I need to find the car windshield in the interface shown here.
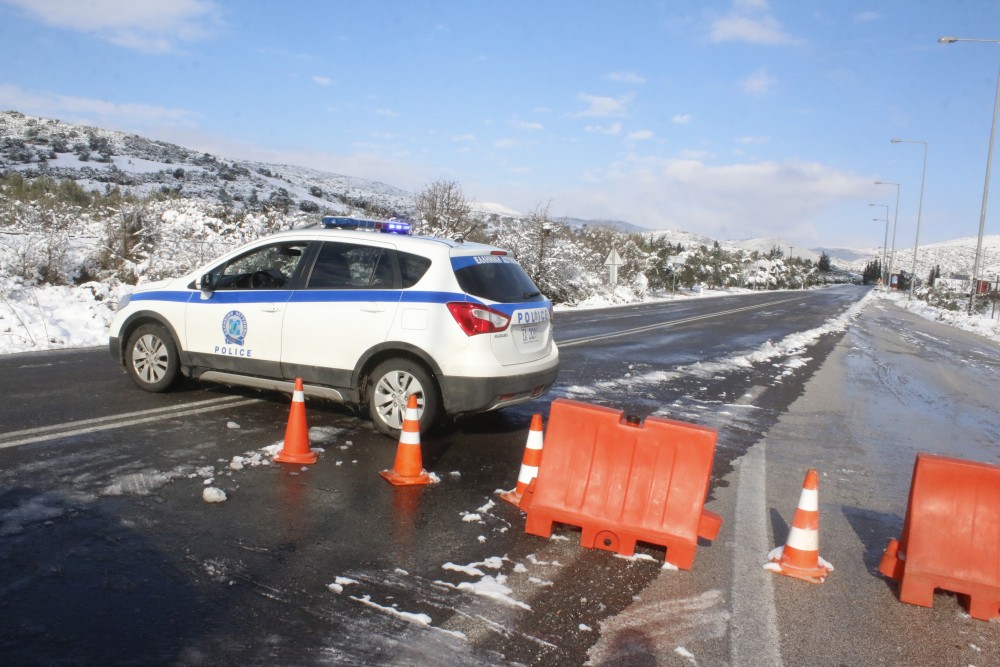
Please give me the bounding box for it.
[453,256,546,303]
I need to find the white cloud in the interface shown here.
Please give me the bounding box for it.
[854,11,881,23]
[672,114,693,125]
[741,68,777,94]
[605,71,646,84]
[0,84,199,128]
[709,1,799,46]
[494,138,516,149]
[736,135,770,144]
[1,0,222,53]
[510,119,543,130]
[585,122,623,135]
[711,15,797,45]
[677,149,712,160]
[627,129,654,141]
[311,76,332,86]
[572,93,631,118]
[555,156,873,243]
[452,134,477,143]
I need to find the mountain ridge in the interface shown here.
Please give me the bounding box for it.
[2,110,998,281]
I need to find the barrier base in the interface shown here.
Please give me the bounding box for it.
[881,540,1000,620]
[523,486,721,570]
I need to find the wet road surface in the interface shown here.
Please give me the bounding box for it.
[7,286,996,665]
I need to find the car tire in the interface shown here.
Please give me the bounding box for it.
[367,358,440,437]
[125,323,179,393]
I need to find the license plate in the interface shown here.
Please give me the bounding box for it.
[521,325,539,343]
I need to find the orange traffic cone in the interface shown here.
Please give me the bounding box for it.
[500,413,545,507]
[764,468,834,584]
[274,378,318,464]
[380,395,437,486]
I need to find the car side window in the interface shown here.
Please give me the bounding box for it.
[307,242,393,289]
[398,251,431,288]
[213,242,306,290]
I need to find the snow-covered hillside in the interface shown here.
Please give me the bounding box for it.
[3,110,997,281]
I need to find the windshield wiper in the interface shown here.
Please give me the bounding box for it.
[523,291,541,298]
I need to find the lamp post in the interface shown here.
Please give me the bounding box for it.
[875,181,901,289]
[891,139,928,300]
[939,36,1000,314]
[869,203,890,288]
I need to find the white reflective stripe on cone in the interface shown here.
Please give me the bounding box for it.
[785,526,819,552]
[516,464,539,484]
[797,488,818,512]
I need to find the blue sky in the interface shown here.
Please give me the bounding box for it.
[1,1,1000,250]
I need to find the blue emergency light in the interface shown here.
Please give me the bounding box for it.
[321,216,411,235]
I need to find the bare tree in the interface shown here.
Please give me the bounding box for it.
[415,179,472,238]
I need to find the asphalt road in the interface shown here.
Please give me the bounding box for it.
[6,286,995,666]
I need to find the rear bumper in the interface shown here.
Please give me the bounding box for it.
[438,363,559,416]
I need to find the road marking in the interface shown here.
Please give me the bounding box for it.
[557,296,807,348]
[0,395,262,450]
[730,385,782,666]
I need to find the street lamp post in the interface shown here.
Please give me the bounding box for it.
[891,139,928,300]
[939,36,1000,314]
[875,181,901,288]
[869,203,890,287]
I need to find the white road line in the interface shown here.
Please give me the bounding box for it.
[730,385,782,667]
[0,396,262,450]
[558,296,806,348]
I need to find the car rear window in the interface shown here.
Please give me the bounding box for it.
[453,256,546,303]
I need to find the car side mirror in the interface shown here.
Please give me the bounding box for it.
[198,273,217,292]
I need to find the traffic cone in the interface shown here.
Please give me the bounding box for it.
[380,395,437,486]
[500,413,545,507]
[274,378,318,464]
[763,468,834,584]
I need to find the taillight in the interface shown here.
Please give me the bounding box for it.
[447,302,510,336]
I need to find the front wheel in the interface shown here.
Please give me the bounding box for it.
[366,358,441,437]
[125,323,179,392]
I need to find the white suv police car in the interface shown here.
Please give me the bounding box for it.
[108,217,559,436]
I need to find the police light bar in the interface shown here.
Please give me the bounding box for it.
[321,216,411,235]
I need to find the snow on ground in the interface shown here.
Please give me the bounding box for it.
[1,282,997,358]
[8,278,998,657]
[881,289,1000,342]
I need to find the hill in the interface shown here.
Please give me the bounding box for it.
[2,110,997,282]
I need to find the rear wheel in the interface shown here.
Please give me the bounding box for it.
[125,324,179,392]
[366,358,440,437]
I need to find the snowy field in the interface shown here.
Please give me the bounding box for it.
[1,280,997,360]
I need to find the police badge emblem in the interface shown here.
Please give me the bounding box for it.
[222,310,248,346]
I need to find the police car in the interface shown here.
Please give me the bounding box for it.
[108,216,559,436]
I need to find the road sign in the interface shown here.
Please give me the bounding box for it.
[605,248,623,289]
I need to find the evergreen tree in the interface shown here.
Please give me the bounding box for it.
[818,252,832,272]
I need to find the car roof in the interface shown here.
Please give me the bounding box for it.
[263,226,507,257]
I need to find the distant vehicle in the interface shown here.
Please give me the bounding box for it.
[108,217,559,436]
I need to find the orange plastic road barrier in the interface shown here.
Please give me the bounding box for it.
[764,468,834,584]
[879,453,1000,620]
[274,378,318,464]
[380,395,437,486]
[499,413,545,507]
[519,398,722,569]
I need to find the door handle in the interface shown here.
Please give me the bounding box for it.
[361,302,385,313]
[260,305,282,313]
